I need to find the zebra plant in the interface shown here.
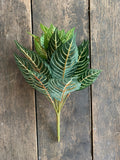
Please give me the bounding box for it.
[14,24,101,142]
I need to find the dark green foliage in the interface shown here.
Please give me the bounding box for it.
[78,69,101,90]
[14,24,101,142]
[50,34,78,79]
[47,28,62,61]
[14,24,101,103]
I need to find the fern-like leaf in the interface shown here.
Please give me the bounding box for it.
[65,27,75,42]
[40,23,49,34]
[47,29,62,61]
[50,34,78,79]
[58,29,66,42]
[67,40,89,78]
[15,40,51,77]
[27,32,47,59]
[78,40,89,62]
[41,24,56,49]
[48,78,81,101]
[14,54,54,104]
[14,54,47,92]
[78,69,101,90]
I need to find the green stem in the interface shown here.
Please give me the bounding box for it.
[54,96,70,142]
[56,112,60,142]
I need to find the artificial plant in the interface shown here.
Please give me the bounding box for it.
[14,24,101,142]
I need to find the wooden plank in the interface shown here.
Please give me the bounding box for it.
[32,0,92,159]
[91,0,120,159]
[0,0,37,160]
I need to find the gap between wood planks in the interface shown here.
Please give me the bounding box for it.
[30,0,40,159]
[88,0,94,159]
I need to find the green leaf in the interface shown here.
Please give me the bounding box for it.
[78,69,101,90]
[34,37,47,59]
[15,40,51,77]
[74,60,89,76]
[67,40,89,78]
[40,23,49,34]
[58,27,75,43]
[75,40,89,76]
[48,78,81,101]
[68,59,89,78]
[47,29,62,60]
[58,29,66,42]
[43,24,56,49]
[40,34,44,47]
[14,54,48,94]
[65,27,75,42]
[78,40,89,62]
[27,32,47,59]
[14,54,54,104]
[50,34,78,79]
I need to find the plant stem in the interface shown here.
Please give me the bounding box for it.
[54,96,69,142]
[56,112,60,142]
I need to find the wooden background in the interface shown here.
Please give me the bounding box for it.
[0,0,120,160]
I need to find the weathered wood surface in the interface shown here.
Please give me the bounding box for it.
[32,0,92,159]
[0,0,37,160]
[1,0,119,159]
[91,0,120,159]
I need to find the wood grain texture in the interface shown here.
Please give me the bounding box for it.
[32,0,92,159]
[0,0,37,159]
[91,0,120,159]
